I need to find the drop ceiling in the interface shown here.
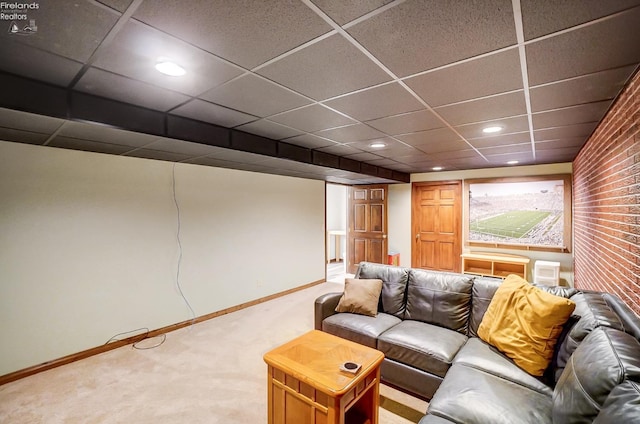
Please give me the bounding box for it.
[0,0,638,184]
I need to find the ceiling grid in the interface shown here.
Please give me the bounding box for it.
[0,0,638,183]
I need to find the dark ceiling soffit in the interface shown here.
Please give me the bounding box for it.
[72,92,166,137]
[0,72,67,119]
[0,72,410,183]
[278,142,312,163]
[167,115,230,148]
[231,130,277,156]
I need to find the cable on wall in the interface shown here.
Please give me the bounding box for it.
[103,163,196,351]
[172,162,196,325]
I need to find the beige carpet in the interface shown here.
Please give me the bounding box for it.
[0,281,427,423]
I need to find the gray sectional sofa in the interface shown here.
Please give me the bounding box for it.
[314,261,640,423]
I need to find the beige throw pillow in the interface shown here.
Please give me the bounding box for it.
[335,278,383,317]
[478,274,576,376]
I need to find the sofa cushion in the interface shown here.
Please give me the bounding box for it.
[553,292,626,382]
[427,364,553,424]
[593,379,640,423]
[377,320,467,378]
[468,276,502,337]
[405,269,474,333]
[453,337,552,396]
[553,327,640,423]
[335,278,383,317]
[419,415,455,424]
[478,274,575,376]
[381,359,444,400]
[355,262,409,318]
[321,312,401,348]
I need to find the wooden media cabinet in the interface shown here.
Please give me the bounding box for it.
[461,252,530,279]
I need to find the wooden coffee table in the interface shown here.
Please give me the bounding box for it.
[264,330,384,424]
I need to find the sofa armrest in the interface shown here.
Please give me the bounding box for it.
[314,292,343,330]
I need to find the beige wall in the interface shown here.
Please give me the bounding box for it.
[388,183,411,266]
[388,163,574,283]
[0,139,576,376]
[0,141,325,376]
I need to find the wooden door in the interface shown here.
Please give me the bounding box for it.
[347,185,388,274]
[412,181,462,272]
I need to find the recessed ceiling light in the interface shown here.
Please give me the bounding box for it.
[432,166,443,171]
[507,160,519,165]
[155,59,186,77]
[482,126,503,134]
[369,142,387,148]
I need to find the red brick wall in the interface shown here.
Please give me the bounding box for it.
[573,69,640,314]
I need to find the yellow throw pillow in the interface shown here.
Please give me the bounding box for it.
[477,274,576,376]
[335,278,383,317]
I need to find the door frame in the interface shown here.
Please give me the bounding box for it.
[325,182,349,279]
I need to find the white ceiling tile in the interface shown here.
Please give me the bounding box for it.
[76,68,191,112]
[201,74,312,117]
[171,99,258,128]
[133,0,332,69]
[257,34,391,100]
[347,0,517,77]
[92,20,243,96]
[269,105,356,133]
[324,83,423,121]
[527,8,640,86]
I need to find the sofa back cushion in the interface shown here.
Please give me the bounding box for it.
[468,277,502,337]
[553,327,640,423]
[552,292,625,383]
[355,262,409,318]
[404,269,473,333]
[603,292,640,339]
